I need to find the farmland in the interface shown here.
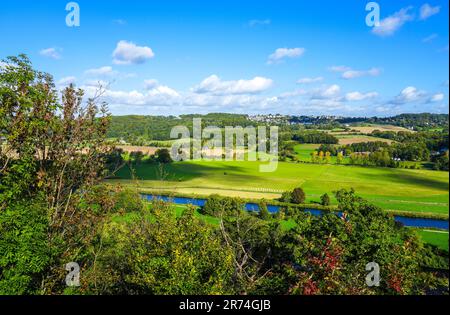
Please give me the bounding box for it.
[108,159,449,217]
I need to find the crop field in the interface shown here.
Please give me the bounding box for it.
[347,125,412,133]
[108,159,449,217]
[335,135,395,145]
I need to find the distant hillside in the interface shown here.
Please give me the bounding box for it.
[107,113,449,144]
[107,113,253,143]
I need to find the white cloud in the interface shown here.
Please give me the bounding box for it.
[192,75,273,95]
[392,86,426,104]
[342,68,381,79]
[329,65,351,72]
[39,47,62,59]
[144,79,159,90]
[112,40,155,65]
[57,76,76,86]
[422,33,438,43]
[297,77,323,84]
[85,66,117,77]
[345,91,378,101]
[430,93,444,102]
[309,84,341,100]
[372,7,414,37]
[248,19,271,27]
[419,3,440,20]
[330,65,381,79]
[267,47,305,64]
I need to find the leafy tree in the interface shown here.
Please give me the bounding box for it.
[155,148,173,164]
[0,55,111,294]
[291,187,306,204]
[320,193,330,206]
[86,202,234,294]
[258,201,270,220]
[280,191,292,203]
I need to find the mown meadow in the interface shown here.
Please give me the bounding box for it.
[109,159,449,217]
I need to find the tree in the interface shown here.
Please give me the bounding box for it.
[87,202,234,294]
[320,193,330,206]
[325,151,331,164]
[0,55,112,294]
[129,151,144,165]
[155,148,173,164]
[291,187,306,204]
[258,201,270,220]
[318,151,324,163]
[311,151,318,163]
[280,191,292,203]
[336,151,344,164]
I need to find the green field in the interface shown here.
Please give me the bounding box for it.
[416,229,449,251]
[108,159,449,217]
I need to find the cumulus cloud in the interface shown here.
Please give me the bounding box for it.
[419,3,440,20]
[429,93,444,102]
[39,47,62,59]
[392,86,427,104]
[345,91,378,101]
[342,68,381,79]
[267,47,305,64]
[297,77,323,84]
[192,75,273,95]
[144,79,159,90]
[328,65,351,72]
[330,65,381,79]
[85,66,117,77]
[372,7,414,37]
[112,40,155,65]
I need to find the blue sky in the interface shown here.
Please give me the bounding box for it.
[0,0,448,116]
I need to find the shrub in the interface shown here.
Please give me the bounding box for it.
[113,188,144,213]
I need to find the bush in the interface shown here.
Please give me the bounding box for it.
[203,195,245,217]
[113,188,144,213]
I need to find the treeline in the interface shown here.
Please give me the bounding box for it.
[108,114,254,143]
[366,113,449,131]
[314,128,449,170]
[292,131,339,144]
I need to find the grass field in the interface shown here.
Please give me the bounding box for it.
[108,159,449,217]
[416,229,449,251]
